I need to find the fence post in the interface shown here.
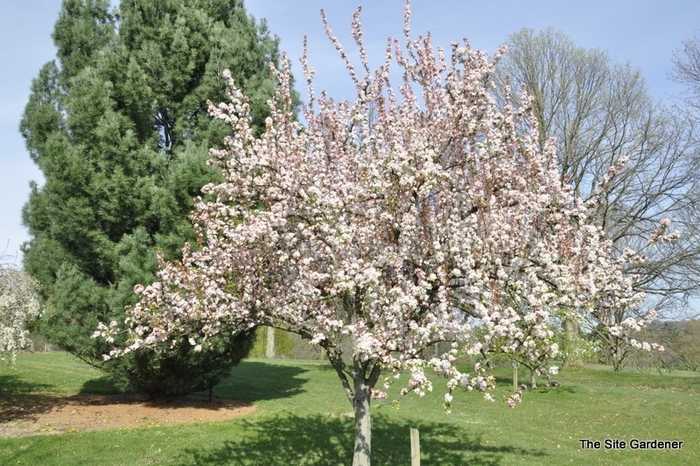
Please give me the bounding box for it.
[410,427,420,466]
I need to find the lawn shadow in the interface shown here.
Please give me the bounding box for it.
[79,376,123,395]
[536,384,577,395]
[0,374,55,394]
[0,393,67,423]
[175,412,546,465]
[0,374,60,422]
[206,360,310,403]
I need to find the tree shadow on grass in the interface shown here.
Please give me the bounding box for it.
[0,374,55,394]
[0,374,61,422]
[206,361,310,403]
[535,385,577,395]
[0,373,60,420]
[175,413,546,466]
[0,393,66,423]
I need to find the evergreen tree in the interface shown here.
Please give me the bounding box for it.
[20,0,290,396]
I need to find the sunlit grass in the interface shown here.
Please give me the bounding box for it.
[0,352,698,465]
[0,352,119,394]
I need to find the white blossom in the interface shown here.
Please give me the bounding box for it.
[0,264,42,363]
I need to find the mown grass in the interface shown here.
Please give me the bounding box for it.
[0,352,698,465]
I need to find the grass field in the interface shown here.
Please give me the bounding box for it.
[0,352,698,465]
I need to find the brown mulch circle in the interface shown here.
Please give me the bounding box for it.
[0,392,255,439]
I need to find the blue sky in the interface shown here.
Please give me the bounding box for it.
[2,0,699,263]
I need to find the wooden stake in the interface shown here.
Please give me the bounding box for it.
[410,427,420,466]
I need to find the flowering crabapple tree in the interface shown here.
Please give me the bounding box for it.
[578,216,673,371]
[486,215,672,381]
[98,3,653,464]
[0,255,42,364]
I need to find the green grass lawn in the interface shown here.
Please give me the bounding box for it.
[1,352,698,465]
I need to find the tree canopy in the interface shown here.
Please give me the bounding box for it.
[98,4,656,464]
[20,0,290,395]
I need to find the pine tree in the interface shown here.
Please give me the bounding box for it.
[20,0,291,396]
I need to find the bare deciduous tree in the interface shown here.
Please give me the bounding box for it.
[672,33,700,115]
[497,28,700,370]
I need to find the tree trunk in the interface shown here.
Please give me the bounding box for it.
[612,350,624,372]
[352,376,372,466]
[530,368,537,389]
[324,340,380,466]
[610,341,625,372]
[265,326,275,358]
[562,316,580,367]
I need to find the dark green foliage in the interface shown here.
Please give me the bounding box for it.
[119,331,256,398]
[21,0,293,396]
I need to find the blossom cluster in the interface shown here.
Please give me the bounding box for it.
[0,265,42,363]
[97,0,651,409]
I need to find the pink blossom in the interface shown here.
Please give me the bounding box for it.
[93,4,655,463]
[507,392,522,408]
